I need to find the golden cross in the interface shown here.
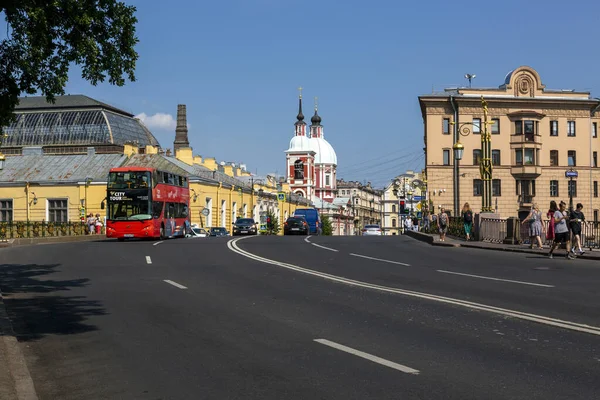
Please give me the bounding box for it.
[298,86,303,98]
[314,96,318,111]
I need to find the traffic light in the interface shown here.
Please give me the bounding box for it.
[400,200,406,214]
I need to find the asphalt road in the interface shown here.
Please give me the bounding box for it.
[0,235,599,400]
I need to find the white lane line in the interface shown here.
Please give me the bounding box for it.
[163,280,188,289]
[153,241,163,246]
[146,256,152,264]
[437,270,555,288]
[304,236,312,243]
[312,243,339,252]
[314,339,420,375]
[227,237,600,337]
[350,253,410,267]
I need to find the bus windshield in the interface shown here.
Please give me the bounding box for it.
[108,171,151,189]
[107,190,152,220]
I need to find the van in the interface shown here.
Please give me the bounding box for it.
[293,208,321,235]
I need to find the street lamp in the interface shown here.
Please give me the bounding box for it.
[0,153,5,170]
[453,141,464,161]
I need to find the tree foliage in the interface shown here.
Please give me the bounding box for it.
[321,215,333,236]
[265,210,280,235]
[0,0,139,130]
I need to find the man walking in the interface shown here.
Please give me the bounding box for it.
[548,201,575,260]
[569,203,585,255]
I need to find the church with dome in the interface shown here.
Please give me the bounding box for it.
[285,92,338,204]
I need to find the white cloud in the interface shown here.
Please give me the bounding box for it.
[135,112,176,130]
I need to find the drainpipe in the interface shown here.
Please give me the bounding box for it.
[449,95,459,217]
[591,100,600,218]
[25,181,30,222]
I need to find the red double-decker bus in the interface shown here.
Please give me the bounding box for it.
[105,167,191,241]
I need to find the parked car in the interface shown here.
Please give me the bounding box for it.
[186,226,209,238]
[293,208,321,235]
[284,216,309,235]
[209,227,230,237]
[362,224,382,236]
[232,218,258,236]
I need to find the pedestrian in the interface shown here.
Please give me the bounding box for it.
[438,207,448,242]
[569,203,585,255]
[423,211,430,232]
[548,201,575,260]
[522,203,543,249]
[95,213,103,235]
[86,213,96,234]
[546,201,557,243]
[462,202,473,241]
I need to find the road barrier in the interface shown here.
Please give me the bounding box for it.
[0,221,105,240]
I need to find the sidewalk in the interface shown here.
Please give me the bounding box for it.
[405,230,600,261]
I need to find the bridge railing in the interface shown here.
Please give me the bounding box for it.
[0,221,104,240]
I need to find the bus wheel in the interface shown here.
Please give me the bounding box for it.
[160,224,166,240]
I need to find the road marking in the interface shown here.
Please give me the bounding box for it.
[436,270,555,288]
[350,253,410,266]
[153,241,163,246]
[227,237,600,337]
[163,280,187,289]
[312,243,339,252]
[146,256,152,264]
[304,236,312,243]
[314,339,420,375]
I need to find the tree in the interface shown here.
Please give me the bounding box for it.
[265,210,280,235]
[321,215,333,236]
[0,1,139,130]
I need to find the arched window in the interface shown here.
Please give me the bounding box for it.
[295,191,304,197]
[392,219,396,227]
[294,160,304,179]
[392,204,396,213]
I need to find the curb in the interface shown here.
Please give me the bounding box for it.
[0,291,39,400]
[459,243,600,260]
[0,235,110,248]
[404,230,460,247]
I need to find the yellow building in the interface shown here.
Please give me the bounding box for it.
[419,66,600,220]
[0,96,310,237]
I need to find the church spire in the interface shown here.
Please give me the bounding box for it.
[174,104,190,151]
[294,87,306,136]
[310,96,323,138]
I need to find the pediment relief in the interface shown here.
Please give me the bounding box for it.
[503,66,545,98]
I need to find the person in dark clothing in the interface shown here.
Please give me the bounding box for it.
[569,203,585,255]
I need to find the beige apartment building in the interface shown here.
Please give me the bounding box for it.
[419,66,600,221]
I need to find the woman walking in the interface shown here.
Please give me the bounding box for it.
[462,202,473,241]
[522,203,543,249]
[546,201,557,244]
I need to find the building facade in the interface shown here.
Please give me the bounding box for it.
[419,66,600,220]
[337,180,382,233]
[380,171,424,235]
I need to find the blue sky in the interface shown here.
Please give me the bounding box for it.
[52,0,600,187]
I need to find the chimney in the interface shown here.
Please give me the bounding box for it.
[174,104,190,151]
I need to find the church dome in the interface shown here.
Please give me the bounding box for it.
[288,135,312,152]
[310,137,337,165]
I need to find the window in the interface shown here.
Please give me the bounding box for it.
[515,121,523,135]
[568,150,576,166]
[550,150,559,166]
[443,149,450,165]
[568,180,577,197]
[594,122,598,138]
[595,210,599,222]
[48,199,68,222]
[491,118,500,134]
[0,200,13,222]
[524,148,534,165]
[550,180,559,197]
[442,118,450,135]
[473,118,481,134]
[392,219,396,228]
[492,150,501,166]
[567,121,576,137]
[473,149,482,165]
[392,204,396,213]
[492,179,501,196]
[294,160,304,179]
[515,149,523,165]
[595,181,598,198]
[473,179,483,196]
[550,120,558,136]
[594,151,598,168]
[325,174,330,186]
[524,120,535,135]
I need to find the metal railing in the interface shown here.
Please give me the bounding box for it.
[0,221,104,240]
[479,218,508,243]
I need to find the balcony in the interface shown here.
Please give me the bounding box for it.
[510,134,542,147]
[518,194,535,208]
[511,164,542,177]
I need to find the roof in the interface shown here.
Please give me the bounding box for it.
[121,154,193,178]
[0,153,127,183]
[16,95,133,117]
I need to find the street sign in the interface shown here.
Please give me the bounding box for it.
[201,208,210,217]
[277,192,286,201]
[565,170,578,178]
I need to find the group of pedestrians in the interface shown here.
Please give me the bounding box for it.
[522,200,585,260]
[86,213,104,234]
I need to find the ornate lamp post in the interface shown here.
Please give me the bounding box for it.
[451,96,493,214]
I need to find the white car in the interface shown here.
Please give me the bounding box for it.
[187,227,209,238]
[362,224,382,236]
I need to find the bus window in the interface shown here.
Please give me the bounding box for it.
[153,202,164,218]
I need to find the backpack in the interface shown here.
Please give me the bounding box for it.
[464,211,472,223]
[440,213,448,226]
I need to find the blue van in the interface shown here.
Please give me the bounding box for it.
[293,208,321,235]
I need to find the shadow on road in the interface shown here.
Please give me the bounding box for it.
[0,263,106,341]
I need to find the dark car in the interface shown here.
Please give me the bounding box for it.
[232,218,258,236]
[209,227,230,237]
[284,216,309,235]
